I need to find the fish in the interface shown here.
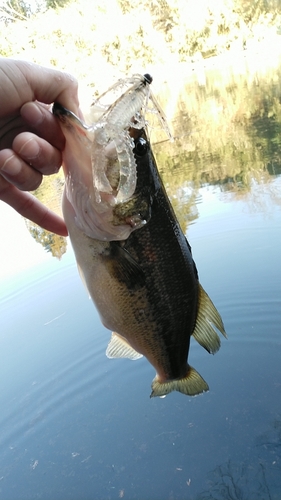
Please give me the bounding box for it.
[53,74,227,398]
[53,74,156,242]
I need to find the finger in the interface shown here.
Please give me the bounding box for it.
[20,61,80,112]
[0,115,27,150]
[21,101,66,150]
[0,61,79,118]
[0,148,42,191]
[13,132,62,176]
[0,177,68,236]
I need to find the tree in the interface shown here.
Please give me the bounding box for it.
[45,0,71,9]
[0,0,31,23]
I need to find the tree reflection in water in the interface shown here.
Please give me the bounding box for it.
[197,416,281,500]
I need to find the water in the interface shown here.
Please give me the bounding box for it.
[1,52,281,499]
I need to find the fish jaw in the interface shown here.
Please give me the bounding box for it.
[53,74,157,242]
[53,103,142,241]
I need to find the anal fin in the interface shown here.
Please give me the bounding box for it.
[106,332,143,360]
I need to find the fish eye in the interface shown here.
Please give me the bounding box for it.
[134,137,148,157]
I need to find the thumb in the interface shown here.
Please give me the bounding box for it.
[17,60,80,113]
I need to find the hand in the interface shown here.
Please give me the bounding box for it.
[0,58,79,236]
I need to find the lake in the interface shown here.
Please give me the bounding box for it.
[0,49,281,499]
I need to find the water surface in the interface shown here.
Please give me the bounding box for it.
[0,52,281,500]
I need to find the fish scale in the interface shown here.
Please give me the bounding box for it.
[115,133,199,385]
[53,76,227,398]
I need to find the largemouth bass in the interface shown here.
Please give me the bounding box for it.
[53,75,226,398]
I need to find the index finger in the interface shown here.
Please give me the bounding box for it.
[0,176,68,236]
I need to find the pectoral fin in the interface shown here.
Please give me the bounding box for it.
[192,283,227,354]
[106,332,143,360]
[104,242,146,289]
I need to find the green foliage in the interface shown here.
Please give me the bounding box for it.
[148,0,178,34]
[0,0,31,23]
[117,0,132,14]
[9,0,31,15]
[1,0,281,72]
[25,173,68,257]
[1,0,281,245]
[234,0,281,25]
[152,59,281,218]
[45,0,70,8]
[27,224,67,258]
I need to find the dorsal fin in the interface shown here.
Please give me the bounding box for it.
[192,283,227,354]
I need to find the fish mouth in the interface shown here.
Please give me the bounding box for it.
[52,74,160,241]
[53,102,143,139]
[52,102,143,139]
[52,100,150,241]
[53,103,90,134]
[53,102,73,120]
[52,101,142,205]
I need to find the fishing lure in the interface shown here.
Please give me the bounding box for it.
[53,74,172,240]
[87,74,171,204]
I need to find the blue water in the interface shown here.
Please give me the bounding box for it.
[1,60,281,499]
[1,180,280,500]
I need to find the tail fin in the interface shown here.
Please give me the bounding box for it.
[192,283,227,354]
[150,365,209,398]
